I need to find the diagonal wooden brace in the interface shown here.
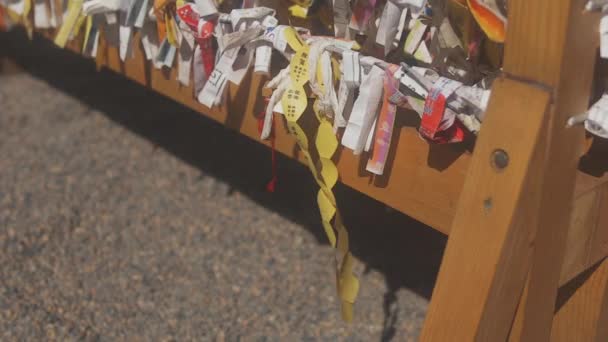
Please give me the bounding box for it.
[422,1,600,340]
[420,77,552,341]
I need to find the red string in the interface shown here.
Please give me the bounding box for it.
[257,98,278,193]
[0,7,6,32]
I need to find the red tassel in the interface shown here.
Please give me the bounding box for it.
[266,118,278,193]
[258,98,278,193]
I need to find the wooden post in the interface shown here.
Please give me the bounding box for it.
[421,0,599,340]
[503,0,599,340]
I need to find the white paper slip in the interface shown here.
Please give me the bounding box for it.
[342,65,385,155]
[194,0,218,18]
[393,0,425,11]
[34,0,51,28]
[394,66,428,98]
[404,19,427,55]
[198,69,229,108]
[125,0,145,27]
[178,32,196,86]
[47,0,56,27]
[601,15,608,58]
[586,0,608,11]
[261,78,289,139]
[332,0,351,38]
[342,51,361,88]
[119,24,133,61]
[414,41,432,63]
[376,1,403,55]
[254,44,272,74]
[365,117,377,152]
[141,20,159,61]
[585,94,608,138]
[197,45,241,107]
[155,38,177,68]
[105,12,118,24]
[229,7,274,29]
[8,0,25,15]
[193,45,209,95]
[439,17,462,49]
[83,16,101,57]
[83,0,123,15]
[230,48,254,85]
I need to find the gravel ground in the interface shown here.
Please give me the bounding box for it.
[0,30,446,341]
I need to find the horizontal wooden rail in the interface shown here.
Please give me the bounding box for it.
[32,27,607,233]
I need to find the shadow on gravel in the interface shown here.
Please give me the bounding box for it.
[1,29,447,339]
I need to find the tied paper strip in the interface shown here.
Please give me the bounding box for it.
[332,0,351,38]
[141,19,164,69]
[198,46,240,108]
[178,26,196,86]
[420,77,466,143]
[176,5,216,77]
[33,0,51,28]
[198,21,266,108]
[376,0,424,55]
[82,15,101,57]
[349,0,378,33]
[54,0,83,48]
[198,20,217,79]
[588,1,608,58]
[342,50,360,88]
[334,51,361,131]
[194,0,218,17]
[342,64,385,155]
[602,13,608,58]
[48,0,58,28]
[585,94,608,138]
[376,2,406,56]
[229,6,274,30]
[155,38,177,68]
[403,18,427,55]
[82,0,123,14]
[255,44,272,74]
[366,65,400,175]
[261,69,290,140]
[118,0,150,61]
[193,45,208,95]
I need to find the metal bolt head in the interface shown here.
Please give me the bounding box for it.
[492,149,509,171]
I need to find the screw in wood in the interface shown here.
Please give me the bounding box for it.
[491,149,509,171]
[483,197,493,213]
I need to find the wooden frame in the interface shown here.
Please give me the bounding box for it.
[4,0,607,339]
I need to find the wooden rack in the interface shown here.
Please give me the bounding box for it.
[9,0,608,339]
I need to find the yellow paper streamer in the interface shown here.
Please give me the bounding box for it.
[54,0,83,48]
[165,11,179,47]
[23,0,32,37]
[82,15,93,53]
[280,29,360,322]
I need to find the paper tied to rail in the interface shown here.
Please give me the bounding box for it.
[420,76,466,143]
[584,1,608,58]
[376,0,425,56]
[197,9,276,108]
[584,94,608,139]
